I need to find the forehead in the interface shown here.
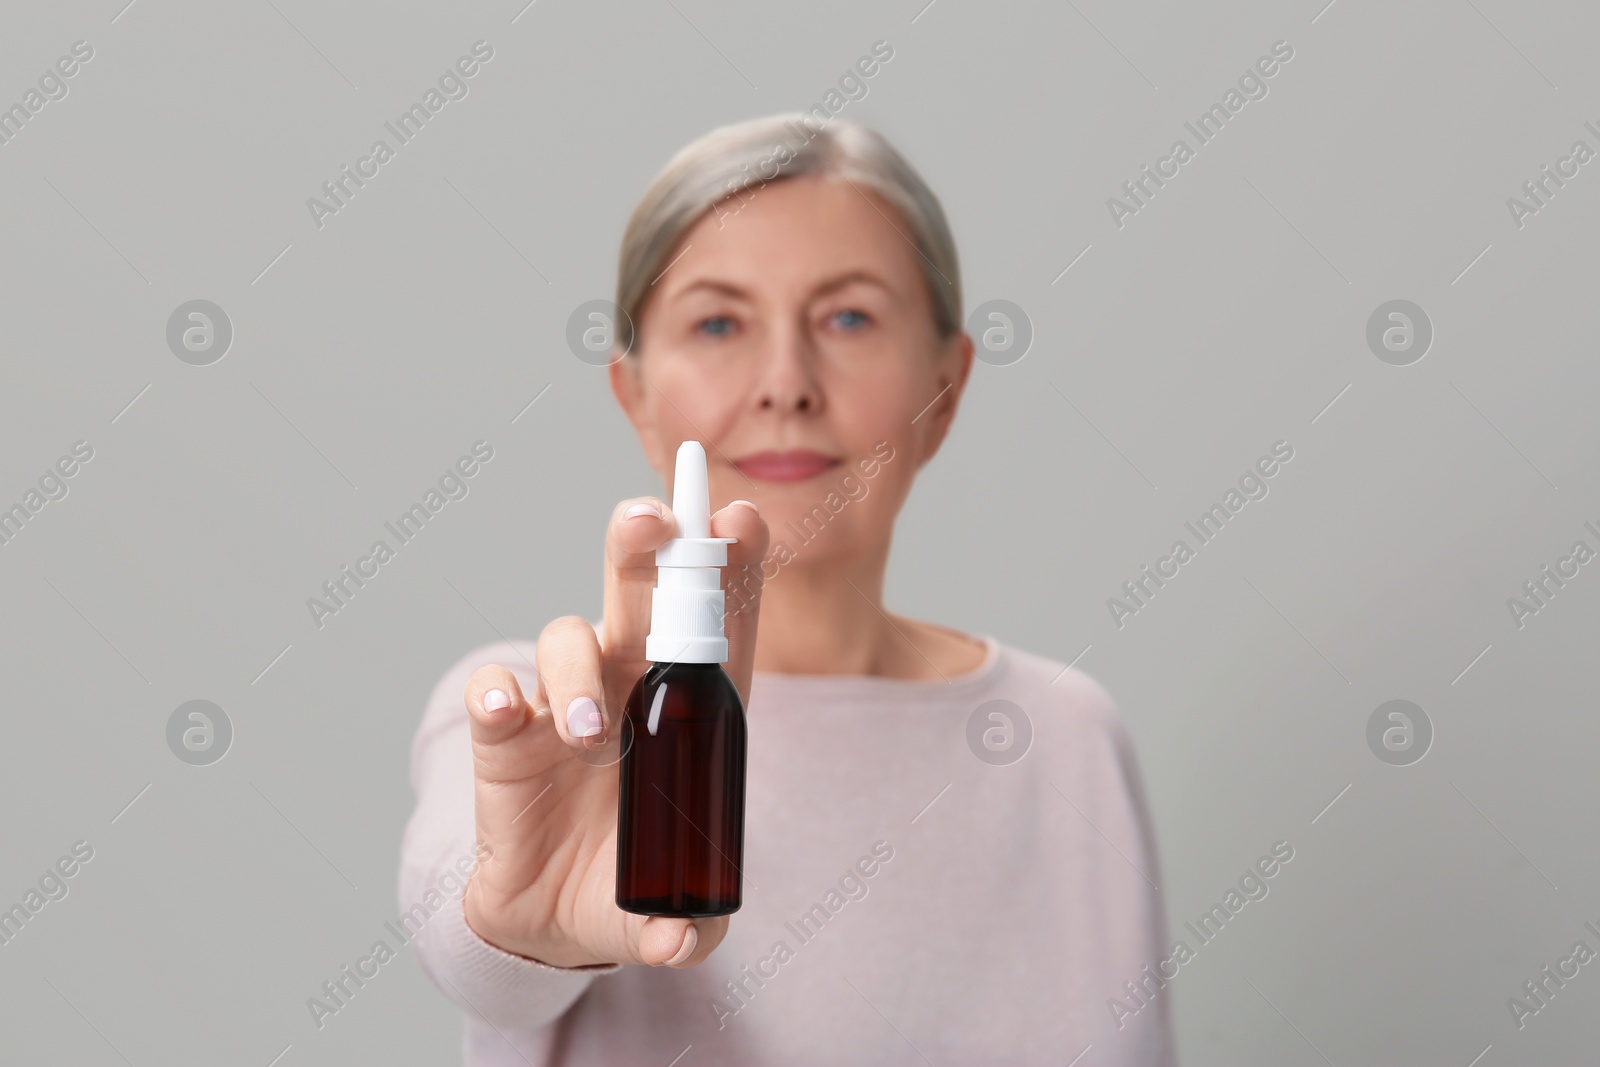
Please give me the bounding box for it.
[660,173,924,300]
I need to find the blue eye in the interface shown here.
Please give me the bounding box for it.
[697,315,735,337]
[833,309,869,330]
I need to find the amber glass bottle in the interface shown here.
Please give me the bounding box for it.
[615,440,747,917]
[615,659,746,916]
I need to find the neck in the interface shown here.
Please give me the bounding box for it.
[751,538,895,676]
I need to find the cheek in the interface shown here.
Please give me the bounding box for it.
[831,344,924,413]
[828,358,930,459]
[646,353,751,434]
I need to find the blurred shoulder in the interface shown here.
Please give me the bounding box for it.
[991,642,1154,803]
[995,641,1122,726]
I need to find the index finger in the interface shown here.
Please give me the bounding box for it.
[599,496,678,672]
[599,496,768,699]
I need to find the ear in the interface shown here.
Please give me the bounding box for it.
[609,354,667,472]
[609,352,644,428]
[915,330,975,468]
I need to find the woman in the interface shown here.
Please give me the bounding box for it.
[401,113,1176,1065]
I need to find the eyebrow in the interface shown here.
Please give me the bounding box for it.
[672,270,894,303]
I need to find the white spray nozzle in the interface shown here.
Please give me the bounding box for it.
[671,441,711,539]
[645,441,738,664]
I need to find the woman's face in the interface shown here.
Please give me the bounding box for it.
[611,172,972,567]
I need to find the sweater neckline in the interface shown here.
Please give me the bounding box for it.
[584,618,1004,699]
[750,632,1003,698]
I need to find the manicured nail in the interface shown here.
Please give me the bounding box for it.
[624,502,661,520]
[665,924,698,966]
[729,499,759,515]
[567,696,602,738]
[483,689,510,713]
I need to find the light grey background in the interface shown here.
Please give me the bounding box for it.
[2,0,1597,1064]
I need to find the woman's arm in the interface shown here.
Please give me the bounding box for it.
[399,641,621,1032]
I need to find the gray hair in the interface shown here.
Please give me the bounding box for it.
[614,112,962,353]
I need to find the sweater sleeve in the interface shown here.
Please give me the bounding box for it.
[1102,708,1179,1067]
[1052,666,1180,1066]
[399,638,622,1032]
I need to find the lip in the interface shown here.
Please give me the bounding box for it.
[731,450,842,483]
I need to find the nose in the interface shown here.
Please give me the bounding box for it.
[754,320,823,415]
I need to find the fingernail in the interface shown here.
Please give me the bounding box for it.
[567,696,601,738]
[483,689,510,713]
[665,925,698,966]
[624,502,661,520]
[729,499,759,515]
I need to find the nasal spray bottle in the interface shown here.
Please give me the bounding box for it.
[616,441,747,917]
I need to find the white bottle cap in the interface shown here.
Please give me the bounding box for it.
[645,441,738,664]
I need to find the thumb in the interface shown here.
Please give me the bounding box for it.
[637,916,722,968]
[714,500,768,700]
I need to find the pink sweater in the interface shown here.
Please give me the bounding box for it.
[401,631,1177,1065]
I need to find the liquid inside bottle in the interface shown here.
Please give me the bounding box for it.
[616,659,747,917]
